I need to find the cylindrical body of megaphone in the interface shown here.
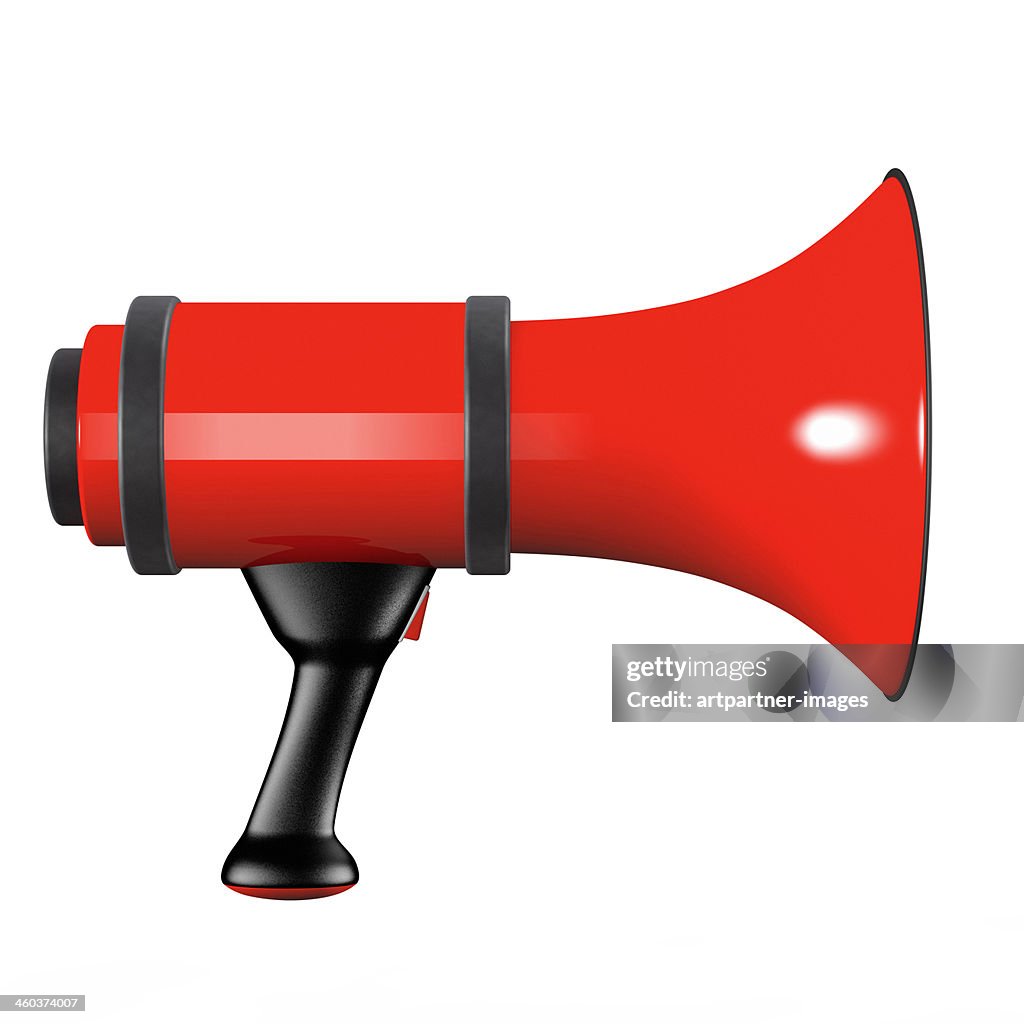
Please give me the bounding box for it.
[44,169,929,895]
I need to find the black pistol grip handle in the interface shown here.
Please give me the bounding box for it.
[222,562,433,900]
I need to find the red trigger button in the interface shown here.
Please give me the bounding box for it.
[403,588,430,641]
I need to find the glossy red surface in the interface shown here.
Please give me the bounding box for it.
[70,176,927,696]
[163,303,467,568]
[76,325,124,546]
[510,176,928,696]
[225,884,354,900]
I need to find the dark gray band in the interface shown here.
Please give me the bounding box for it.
[118,296,180,575]
[464,296,511,575]
[44,348,84,526]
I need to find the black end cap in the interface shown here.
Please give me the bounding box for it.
[44,348,84,526]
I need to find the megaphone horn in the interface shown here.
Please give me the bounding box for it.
[44,168,930,897]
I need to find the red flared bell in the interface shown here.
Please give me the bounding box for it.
[509,170,929,697]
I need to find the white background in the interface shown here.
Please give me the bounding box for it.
[1,2,1022,1021]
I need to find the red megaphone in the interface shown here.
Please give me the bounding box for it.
[44,169,930,897]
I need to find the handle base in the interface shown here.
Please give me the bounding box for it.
[222,833,358,890]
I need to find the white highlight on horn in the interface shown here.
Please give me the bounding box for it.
[793,404,885,461]
[918,396,926,466]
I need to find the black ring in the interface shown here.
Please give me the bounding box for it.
[883,168,931,701]
[119,296,180,575]
[44,348,84,526]
[464,296,511,574]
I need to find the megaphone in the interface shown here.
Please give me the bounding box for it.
[43,169,930,898]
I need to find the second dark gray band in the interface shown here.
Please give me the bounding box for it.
[464,295,511,575]
[118,295,180,575]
